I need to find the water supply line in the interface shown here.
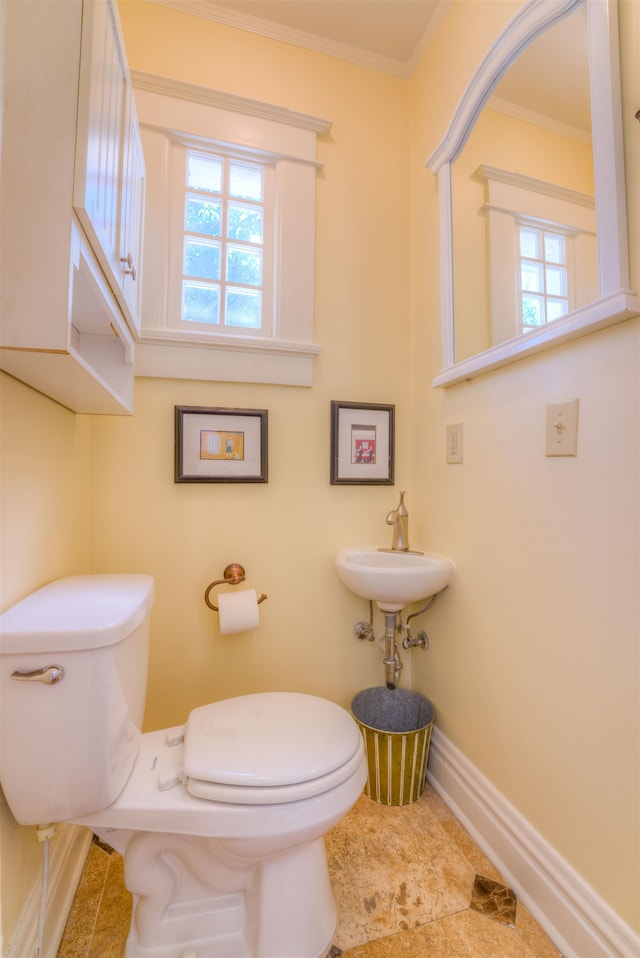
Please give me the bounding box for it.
[353,601,375,642]
[352,593,442,688]
[401,594,437,650]
[35,823,55,958]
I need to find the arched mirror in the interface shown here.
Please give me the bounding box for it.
[427,0,639,387]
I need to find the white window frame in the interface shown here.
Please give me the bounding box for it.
[476,165,597,349]
[131,72,331,386]
[169,143,275,337]
[518,222,571,333]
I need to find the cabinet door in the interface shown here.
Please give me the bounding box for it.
[74,0,126,286]
[119,87,146,336]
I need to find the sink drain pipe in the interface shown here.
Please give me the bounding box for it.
[353,595,442,689]
[383,612,402,689]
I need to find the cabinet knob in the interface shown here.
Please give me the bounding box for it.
[120,253,136,280]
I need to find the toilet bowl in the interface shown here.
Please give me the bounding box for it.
[0,575,367,958]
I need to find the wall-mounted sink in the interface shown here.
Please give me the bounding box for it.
[336,548,454,612]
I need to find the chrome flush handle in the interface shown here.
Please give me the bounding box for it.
[11,665,65,685]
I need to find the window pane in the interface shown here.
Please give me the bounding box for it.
[228,203,263,242]
[522,294,543,327]
[184,239,221,280]
[187,153,222,194]
[544,233,565,264]
[546,299,568,322]
[520,227,540,259]
[185,196,221,236]
[225,288,261,328]
[226,246,262,286]
[546,265,567,297]
[229,162,263,201]
[521,262,542,292]
[183,282,220,324]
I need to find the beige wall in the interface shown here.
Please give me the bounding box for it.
[1,8,412,945]
[0,374,92,948]
[1,0,638,948]
[408,0,639,932]
[97,0,413,729]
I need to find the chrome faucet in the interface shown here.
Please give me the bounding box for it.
[386,491,409,551]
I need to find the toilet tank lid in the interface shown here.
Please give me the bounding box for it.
[0,575,154,654]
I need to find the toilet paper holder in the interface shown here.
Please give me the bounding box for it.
[204,564,268,612]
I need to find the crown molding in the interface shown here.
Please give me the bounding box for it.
[488,95,591,145]
[407,0,451,75]
[426,0,583,172]
[143,0,439,79]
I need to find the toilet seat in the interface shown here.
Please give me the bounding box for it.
[184,692,363,805]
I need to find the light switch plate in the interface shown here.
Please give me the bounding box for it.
[546,399,578,456]
[446,423,463,463]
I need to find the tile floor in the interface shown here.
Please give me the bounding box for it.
[57,783,563,958]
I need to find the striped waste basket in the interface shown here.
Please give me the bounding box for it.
[351,687,435,806]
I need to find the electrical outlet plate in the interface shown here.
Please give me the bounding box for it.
[446,423,463,463]
[546,399,578,456]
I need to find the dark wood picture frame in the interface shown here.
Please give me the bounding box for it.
[330,401,395,485]
[175,406,268,483]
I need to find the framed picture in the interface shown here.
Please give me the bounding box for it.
[175,406,268,483]
[330,401,394,485]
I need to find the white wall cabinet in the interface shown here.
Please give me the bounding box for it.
[119,90,146,328]
[74,0,145,339]
[0,0,145,414]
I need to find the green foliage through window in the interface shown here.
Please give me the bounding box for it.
[181,151,266,330]
[519,226,568,333]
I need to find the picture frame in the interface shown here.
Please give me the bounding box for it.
[330,401,395,485]
[175,406,268,483]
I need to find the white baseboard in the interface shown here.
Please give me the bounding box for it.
[7,742,638,958]
[426,727,640,958]
[7,824,93,958]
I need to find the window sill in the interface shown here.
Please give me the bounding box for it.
[136,329,321,386]
[432,290,640,387]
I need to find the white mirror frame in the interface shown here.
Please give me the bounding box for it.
[427,0,640,388]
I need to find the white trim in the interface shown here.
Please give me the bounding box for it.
[487,95,592,145]
[475,164,595,210]
[426,0,638,385]
[143,0,438,79]
[135,338,319,386]
[6,825,92,958]
[432,290,640,387]
[407,0,451,76]
[587,0,630,295]
[427,727,640,958]
[473,164,597,348]
[437,163,455,373]
[426,0,582,173]
[133,76,325,386]
[131,70,331,137]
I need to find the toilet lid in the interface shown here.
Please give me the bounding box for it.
[184,692,361,793]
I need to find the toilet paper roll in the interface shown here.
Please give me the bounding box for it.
[217,589,260,635]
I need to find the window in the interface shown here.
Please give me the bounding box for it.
[132,73,330,386]
[475,165,597,350]
[173,149,274,334]
[519,225,569,332]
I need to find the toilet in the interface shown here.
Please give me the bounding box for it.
[0,575,367,958]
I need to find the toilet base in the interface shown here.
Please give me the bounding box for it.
[122,831,337,958]
[72,726,368,958]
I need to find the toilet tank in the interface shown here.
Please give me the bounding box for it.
[0,574,154,825]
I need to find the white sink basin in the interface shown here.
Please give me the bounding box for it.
[336,548,454,612]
